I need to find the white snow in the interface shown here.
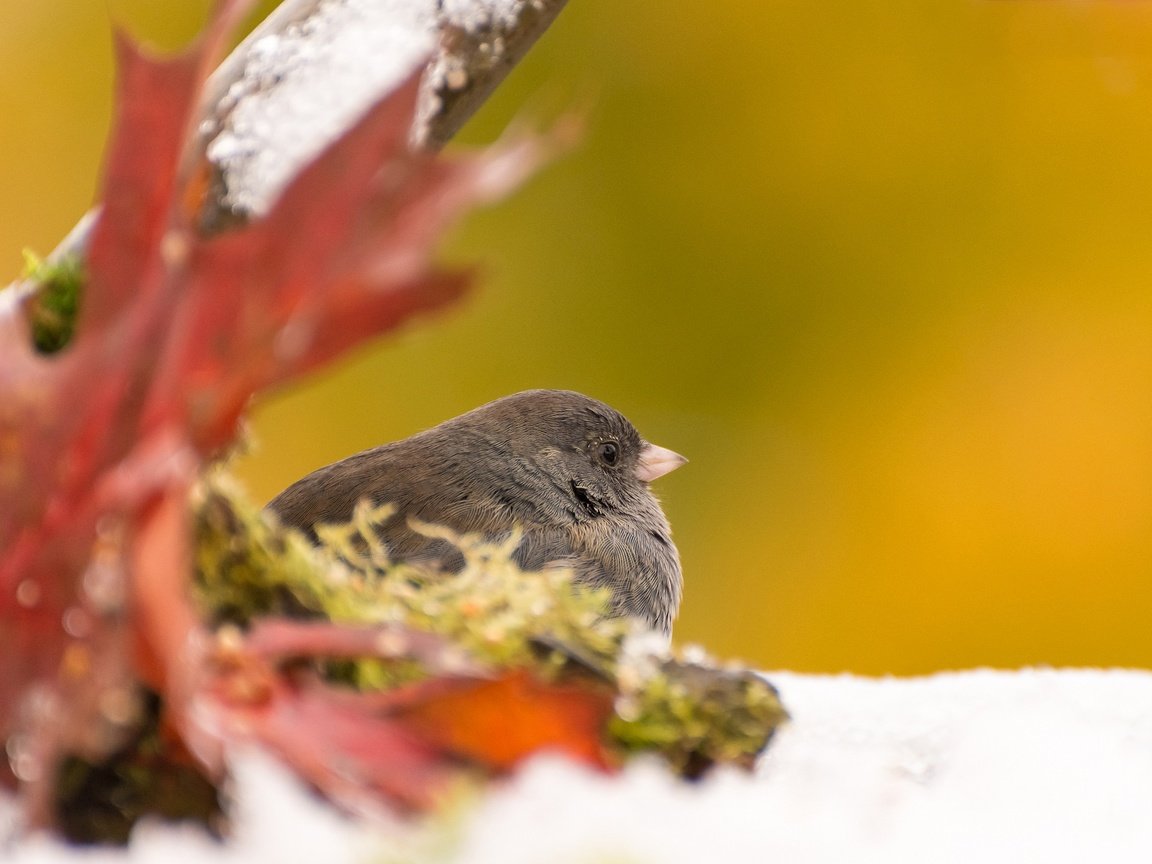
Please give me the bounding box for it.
[205,0,439,217]
[6,668,1152,862]
[449,668,1152,863]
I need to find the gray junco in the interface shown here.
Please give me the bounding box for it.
[266,390,686,634]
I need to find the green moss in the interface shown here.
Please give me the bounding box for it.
[19,249,85,353]
[610,652,788,776]
[194,471,627,684]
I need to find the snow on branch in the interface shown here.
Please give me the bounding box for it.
[199,0,569,227]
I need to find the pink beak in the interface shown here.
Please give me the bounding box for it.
[634,442,688,483]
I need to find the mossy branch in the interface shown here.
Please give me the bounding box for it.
[194,470,787,771]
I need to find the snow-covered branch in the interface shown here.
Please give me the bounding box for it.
[199,0,568,227]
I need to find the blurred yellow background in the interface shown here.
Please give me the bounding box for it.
[5,2,1152,674]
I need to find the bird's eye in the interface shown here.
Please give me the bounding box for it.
[596,441,619,466]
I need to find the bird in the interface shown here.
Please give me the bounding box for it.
[266,389,687,635]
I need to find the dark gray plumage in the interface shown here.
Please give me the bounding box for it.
[266,389,687,634]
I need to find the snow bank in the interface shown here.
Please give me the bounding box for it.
[7,668,1152,862]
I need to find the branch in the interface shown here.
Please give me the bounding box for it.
[4,0,568,290]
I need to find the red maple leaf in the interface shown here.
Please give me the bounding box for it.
[0,0,592,822]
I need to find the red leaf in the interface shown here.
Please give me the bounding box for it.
[82,33,201,334]
[208,671,458,812]
[195,663,614,811]
[0,0,550,814]
[242,619,487,677]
